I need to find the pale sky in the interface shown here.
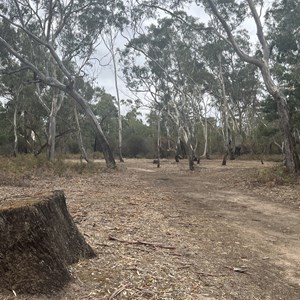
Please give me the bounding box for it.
[94,1,262,117]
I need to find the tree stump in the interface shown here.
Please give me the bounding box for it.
[0,190,96,295]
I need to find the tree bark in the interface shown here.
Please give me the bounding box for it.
[201,107,208,158]
[112,43,124,163]
[103,29,124,163]
[0,191,95,295]
[67,89,116,168]
[157,110,161,168]
[13,101,18,157]
[48,92,57,161]
[181,127,195,171]
[74,106,89,162]
[218,54,233,165]
[260,65,300,172]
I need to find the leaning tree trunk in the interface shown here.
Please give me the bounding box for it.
[260,65,300,172]
[0,36,116,169]
[0,191,95,295]
[68,89,116,169]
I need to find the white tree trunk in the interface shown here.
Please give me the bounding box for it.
[218,54,231,165]
[13,102,18,157]
[74,106,89,162]
[0,31,116,169]
[156,110,161,168]
[202,116,208,158]
[48,92,57,161]
[260,64,299,172]
[206,0,299,172]
[103,29,124,162]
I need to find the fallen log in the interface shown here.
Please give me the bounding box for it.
[0,190,95,295]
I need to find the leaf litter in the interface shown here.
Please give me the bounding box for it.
[0,158,299,299]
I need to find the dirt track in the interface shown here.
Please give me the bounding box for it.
[0,158,299,299]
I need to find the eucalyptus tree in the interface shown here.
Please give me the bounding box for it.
[0,0,126,168]
[122,16,210,169]
[101,29,125,162]
[266,0,300,143]
[0,66,48,155]
[100,1,129,163]
[136,0,299,172]
[201,36,261,162]
[90,87,119,153]
[201,0,300,172]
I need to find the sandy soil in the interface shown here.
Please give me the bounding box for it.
[0,158,299,299]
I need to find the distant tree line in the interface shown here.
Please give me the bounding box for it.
[0,0,299,171]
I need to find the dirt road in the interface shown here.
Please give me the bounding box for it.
[0,158,299,299]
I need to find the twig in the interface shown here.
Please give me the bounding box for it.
[95,243,110,247]
[136,287,155,297]
[177,265,191,270]
[223,265,250,274]
[198,271,227,277]
[125,267,144,272]
[108,235,176,250]
[108,284,128,300]
[169,252,184,257]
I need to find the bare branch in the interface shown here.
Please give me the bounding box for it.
[1,66,30,75]
[0,36,66,90]
[246,0,270,61]
[0,14,73,82]
[206,0,262,68]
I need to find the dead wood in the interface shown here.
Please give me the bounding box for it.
[108,235,176,250]
[0,191,96,295]
[197,271,227,277]
[108,284,129,300]
[223,265,250,274]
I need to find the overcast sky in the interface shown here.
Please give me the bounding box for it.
[94,1,263,118]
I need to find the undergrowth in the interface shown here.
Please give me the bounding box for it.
[0,154,104,187]
[239,154,283,162]
[254,165,299,186]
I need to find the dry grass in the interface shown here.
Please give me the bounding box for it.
[0,158,299,299]
[0,155,106,187]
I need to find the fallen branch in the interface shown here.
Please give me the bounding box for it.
[108,284,129,300]
[108,235,176,250]
[136,287,156,297]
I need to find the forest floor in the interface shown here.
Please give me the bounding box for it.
[0,158,300,300]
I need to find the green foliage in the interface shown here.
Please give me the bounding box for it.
[122,108,155,158]
[254,165,299,186]
[123,135,152,158]
[266,0,300,131]
[0,103,11,149]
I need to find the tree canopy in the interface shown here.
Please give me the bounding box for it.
[0,0,299,171]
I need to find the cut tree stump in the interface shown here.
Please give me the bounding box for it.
[0,190,96,295]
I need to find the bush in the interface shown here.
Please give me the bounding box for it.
[254,165,299,186]
[0,154,103,186]
[123,136,154,158]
